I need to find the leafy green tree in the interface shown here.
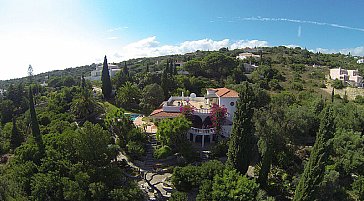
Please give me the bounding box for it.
[202,52,237,80]
[71,87,103,124]
[183,59,203,76]
[29,85,44,157]
[293,105,336,201]
[101,55,112,99]
[6,83,28,114]
[212,168,259,201]
[332,79,344,89]
[116,82,141,110]
[139,83,164,114]
[0,99,14,124]
[114,61,130,89]
[255,105,286,187]
[156,116,191,149]
[227,82,256,175]
[170,191,188,201]
[74,121,112,167]
[352,176,364,201]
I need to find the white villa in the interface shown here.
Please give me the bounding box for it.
[85,64,121,81]
[150,88,239,147]
[329,68,363,87]
[236,52,260,60]
[357,59,364,64]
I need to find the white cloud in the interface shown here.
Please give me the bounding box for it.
[106,36,119,40]
[312,46,364,56]
[230,39,268,49]
[107,26,129,32]
[284,44,301,48]
[111,37,268,61]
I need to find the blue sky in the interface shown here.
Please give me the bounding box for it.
[1,0,364,80]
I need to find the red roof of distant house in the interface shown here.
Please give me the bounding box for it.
[213,88,239,98]
[149,108,182,118]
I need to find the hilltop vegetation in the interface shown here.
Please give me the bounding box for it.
[0,46,364,200]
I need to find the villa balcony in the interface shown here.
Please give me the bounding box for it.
[194,108,211,114]
[189,127,215,135]
[188,127,215,147]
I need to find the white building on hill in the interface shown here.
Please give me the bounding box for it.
[85,64,121,81]
[330,67,363,87]
[236,52,260,60]
[357,59,364,64]
[150,88,239,147]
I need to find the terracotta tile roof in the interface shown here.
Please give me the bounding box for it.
[213,88,239,98]
[149,108,182,118]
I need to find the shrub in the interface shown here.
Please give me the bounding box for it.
[170,191,188,201]
[171,160,225,191]
[211,140,229,158]
[332,79,344,89]
[354,95,364,104]
[126,141,145,160]
[154,145,172,159]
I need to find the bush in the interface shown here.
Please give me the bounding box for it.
[332,79,344,89]
[211,140,229,158]
[171,160,225,192]
[154,145,172,159]
[126,141,145,160]
[170,191,188,201]
[354,95,364,104]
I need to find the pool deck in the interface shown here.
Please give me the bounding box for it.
[133,116,157,133]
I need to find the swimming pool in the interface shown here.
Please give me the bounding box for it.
[127,113,141,121]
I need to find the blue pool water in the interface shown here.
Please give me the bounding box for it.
[129,113,140,121]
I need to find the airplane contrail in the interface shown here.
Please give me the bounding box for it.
[227,16,364,32]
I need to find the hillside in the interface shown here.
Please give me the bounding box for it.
[2,46,363,92]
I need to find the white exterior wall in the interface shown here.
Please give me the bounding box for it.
[330,68,348,81]
[219,97,238,120]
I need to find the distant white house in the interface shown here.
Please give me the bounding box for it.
[236,52,260,60]
[85,64,121,81]
[150,88,239,147]
[330,67,363,87]
[357,59,364,64]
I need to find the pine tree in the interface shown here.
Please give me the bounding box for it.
[293,105,335,201]
[10,117,23,151]
[101,55,112,99]
[29,85,44,155]
[227,82,256,174]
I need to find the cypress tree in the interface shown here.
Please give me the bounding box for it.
[81,75,86,89]
[10,117,23,151]
[227,82,256,174]
[29,86,44,155]
[293,105,335,201]
[123,61,129,77]
[161,68,169,99]
[101,55,112,99]
[146,63,149,73]
[331,88,334,103]
[173,62,177,75]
